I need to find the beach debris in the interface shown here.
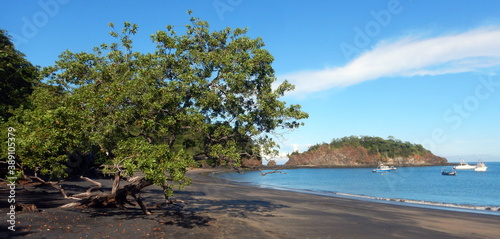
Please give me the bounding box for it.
[167,199,187,208]
[15,203,39,212]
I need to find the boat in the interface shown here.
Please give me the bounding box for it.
[453,160,476,170]
[441,168,456,176]
[372,164,392,173]
[475,161,488,172]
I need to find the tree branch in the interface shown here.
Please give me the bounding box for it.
[71,176,103,198]
[258,168,286,176]
[32,173,80,200]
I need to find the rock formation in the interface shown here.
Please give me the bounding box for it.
[285,145,447,167]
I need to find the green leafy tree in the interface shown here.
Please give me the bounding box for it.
[1,29,39,180]
[9,84,83,179]
[0,29,39,123]
[13,14,308,212]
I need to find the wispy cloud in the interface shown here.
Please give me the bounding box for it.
[280,26,500,97]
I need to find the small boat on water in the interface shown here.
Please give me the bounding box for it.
[441,168,456,176]
[453,160,476,170]
[475,161,488,172]
[372,164,391,173]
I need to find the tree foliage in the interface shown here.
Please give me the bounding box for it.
[0,29,39,123]
[9,15,308,200]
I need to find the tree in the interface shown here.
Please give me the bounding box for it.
[13,14,308,213]
[0,29,39,123]
[0,29,39,181]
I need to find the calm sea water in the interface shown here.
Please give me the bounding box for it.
[215,162,500,213]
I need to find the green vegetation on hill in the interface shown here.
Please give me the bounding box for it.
[307,136,430,159]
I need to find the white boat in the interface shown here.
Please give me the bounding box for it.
[372,164,391,173]
[475,162,488,172]
[453,160,476,170]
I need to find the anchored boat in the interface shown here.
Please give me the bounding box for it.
[475,161,488,172]
[441,168,456,176]
[372,164,391,173]
[453,160,476,170]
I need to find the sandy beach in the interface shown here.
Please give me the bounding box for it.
[2,168,500,238]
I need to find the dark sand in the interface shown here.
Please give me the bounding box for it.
[2,168,500,238]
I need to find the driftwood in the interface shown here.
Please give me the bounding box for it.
[32,175,77,200]
[60,176,154,215]
[71,176,103,198]
[15,203,39,212]
[32,174,103,200]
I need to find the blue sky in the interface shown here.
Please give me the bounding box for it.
[2,0,500,163]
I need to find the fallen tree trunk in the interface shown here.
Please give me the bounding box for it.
[60,176,154,215]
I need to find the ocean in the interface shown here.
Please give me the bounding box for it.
[214,162,500,214]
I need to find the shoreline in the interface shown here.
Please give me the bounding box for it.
[214,175,500,215]
[2,168,500,238]
[188,168,500,238]
[216,167,500,215]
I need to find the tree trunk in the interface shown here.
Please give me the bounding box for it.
[115,176,153,214]
[111,174,120,195]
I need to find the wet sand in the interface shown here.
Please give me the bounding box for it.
[1,168,500,238]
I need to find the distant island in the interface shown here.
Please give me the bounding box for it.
[285,136,448,167]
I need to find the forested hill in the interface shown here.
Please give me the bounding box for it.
[285,136,448,167]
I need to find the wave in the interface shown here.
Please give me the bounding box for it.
[333,192,500,213]
[280,186,500,213]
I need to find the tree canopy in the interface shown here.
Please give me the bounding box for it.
[0,29,39,123]
[7,14,308,203]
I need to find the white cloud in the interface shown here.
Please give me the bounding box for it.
[280,27,500,97]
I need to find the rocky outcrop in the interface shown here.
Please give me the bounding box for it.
[285,145,447,167]
[241,156,262,168]
[266,160,277,167]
